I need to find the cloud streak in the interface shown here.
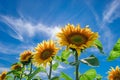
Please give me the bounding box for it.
[86,0,120,51]
[0,67,9,72]
[0,15,61,42]
[101,0,120,50]
[103,0,120,23]
[0,42,34,54]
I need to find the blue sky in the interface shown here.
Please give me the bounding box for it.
[0,0,120,79]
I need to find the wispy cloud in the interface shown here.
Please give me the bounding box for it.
[101,0,120,50]
[0,15,61,42]
[0,42,34,54]
[103,0,120,23]
[0,15,62,55]
[0,67,9,72]
[86,0,120,51]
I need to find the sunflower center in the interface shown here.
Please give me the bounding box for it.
[1,73,6,79]
[41,49,53,60]
[114,75,120,80]
[69,34,87,45]
[14,65,22,70]
[22,53,31,61]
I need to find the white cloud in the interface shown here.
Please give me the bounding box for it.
[49,26,61,40]
[0,15,61,42]
[38,61,69,79]
[100,0,120,50]
[0,42,34,54]
[0,67,9,73]
[0,15,62,54]
[103,0,120,23]
[86,0,120,51]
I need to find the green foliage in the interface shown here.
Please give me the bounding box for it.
[61,50,71,61]
[7,69,23,78]
[32,76,42,80]
[108,38,120,61]
[55,50,71,64]
[69,55,99,67]
[60,72,72,80]
[28,66,46,79]
[79,69,96,80]
[2,28,107,80]
[80,55,99,67]
[51,76,60,80]
[7,70,15,75]
[69,60,80,66]
[52,62,59,70]
[55,56,61,61]
[95,74,102,80]
[6,75,14,80]
[94,39,104,54]
[79,74,89,80]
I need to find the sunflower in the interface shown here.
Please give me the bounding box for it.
[57,24,98,55]
[33,40,59,67]
[108,66,120,80]
[11,63,22,71]
[0,71,7,80]
[20,50,33,64]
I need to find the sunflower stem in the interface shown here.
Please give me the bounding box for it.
[14,76,16,80]
[28,62,33,79]
[75,50,79,80]
[20,65,25,80]
[30,62,33,74]
[48,61,52,80]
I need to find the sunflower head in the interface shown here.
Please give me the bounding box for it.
[11,63,22,71]
[20,50,33,64]
[57,24,98,55]
[0,71,7,80]
[33,40,59,67]
[108,66,120,80]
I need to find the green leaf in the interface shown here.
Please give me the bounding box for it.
[85,69,96,79]
[69,55,99,67]
[69,61,79,66]
[108,51,120,61]
[55,56,61,61]
[51,76,60,80]
[60,72,72,80]
[32,76,42,80]
[28,66,46,79]
[108,39,120,61]
[95,74,102,80]
[61,50,71,61]
[7,70,22,78]
[80,55,99,67]
[69,62,76,66]
[80,69,96,80]
[7,70,15,75]
[113,39,120,51]
[94,39,104,54]
[52,62,59,70]
[79,74,89,80]
[6,75,14,80]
